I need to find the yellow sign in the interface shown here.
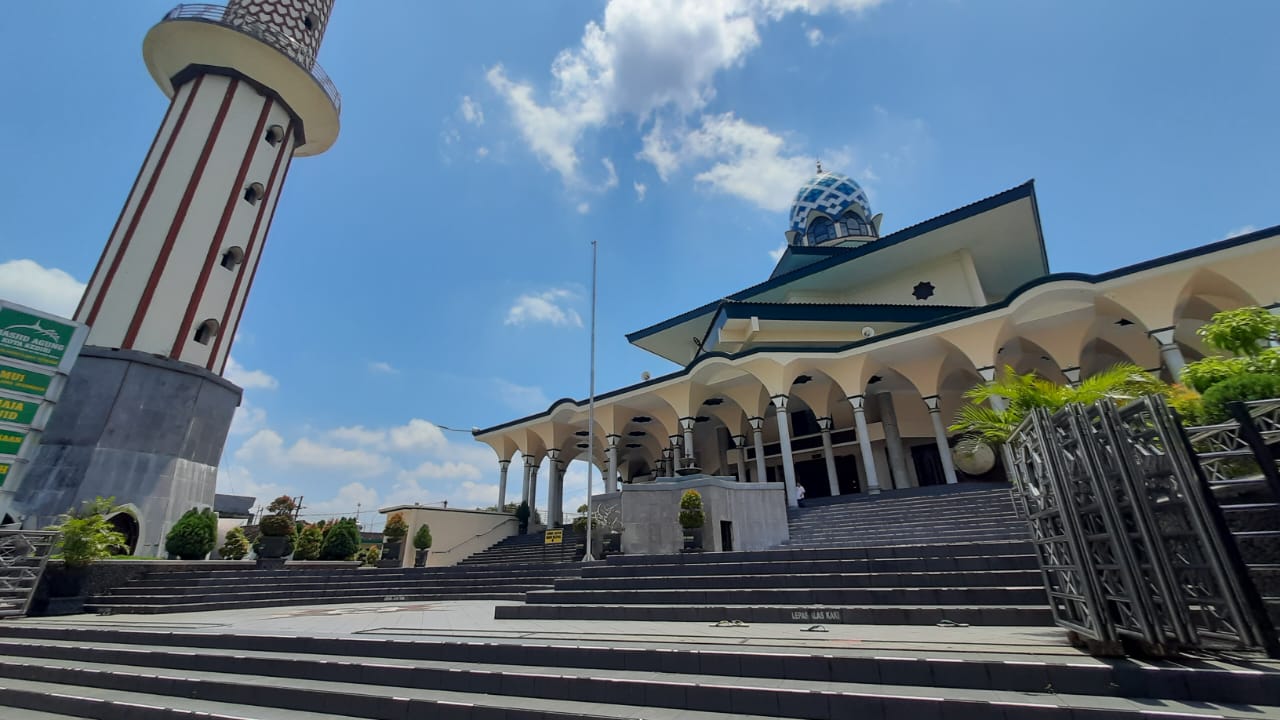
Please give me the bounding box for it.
[544,528,563,544]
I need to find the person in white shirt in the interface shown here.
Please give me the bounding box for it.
[796,483,807,507]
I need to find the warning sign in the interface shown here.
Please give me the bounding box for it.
[544,528,563,544]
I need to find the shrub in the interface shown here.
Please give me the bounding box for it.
[49,497,127,569]
[165,508,217,560]
[259,513,294,537]
[514,502,531,525]
[678,490,705,529]
[413,523,433,550]
[266,495,297,516]
[219,526,250,560]
[359,545,381,566]
[1200,373,1280,423]
[319,518,361,561]
[383,512,409,540]
[1168,384,1205,426]
[293,525,324,561]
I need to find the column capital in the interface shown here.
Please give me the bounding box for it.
[662,447,673,459]
[976,365,997,382]
[771,394,789,411]
[545,448,561,460]
[669,434,682,444]
[1147,326,1177,346]
[730,433,747,446]
[606,433,621,446]
[498,459,511,470]
[524,454,537,467]
[679,416,696,429]
[817,416,834,432]
[748,416,765,431]
[922,395,942,412]
[847,394,868,410]
[1061,366,1082,384]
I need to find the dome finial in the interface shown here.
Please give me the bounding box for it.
[815,158,823,173]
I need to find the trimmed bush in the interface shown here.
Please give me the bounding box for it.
[293,525,324,561]
[165,508,217,560]
[259,513,294,537]
[320,518,361,561]
[413,523,432,550]
[359,545,381,566]
[1201,373,1280,423]
[679,490,705,529]
[383,512,409,540]
[219,526,250,560]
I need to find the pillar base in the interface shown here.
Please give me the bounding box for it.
[10,347,241,556]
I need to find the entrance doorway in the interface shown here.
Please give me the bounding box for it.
[107,512,140,555]
[911,444,947,487]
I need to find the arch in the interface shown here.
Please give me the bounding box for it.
[243,182,265,205]
[840,211,871,238]
[807,216,837,245]
[220,246,245,270]
[106,505,142,555]
[193,318,219,345]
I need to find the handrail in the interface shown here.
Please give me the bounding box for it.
[431,518,518,556]
[161,3,341,114]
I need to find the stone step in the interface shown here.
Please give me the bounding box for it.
[522,586,1048,606]
[1,633,1274,718]
[604,540,1037,565]
[494,603,1056,626]
[116,575,560,595]
[122,562,581,582]
[582,553,1040,578]
[86,591,528,615]
[99,583,549,604]
[553,569,1043,591]
[9,625,1278,707]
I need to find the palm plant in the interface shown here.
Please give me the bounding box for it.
[950,362,1167,448]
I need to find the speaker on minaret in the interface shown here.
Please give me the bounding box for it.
[13,1,341,555]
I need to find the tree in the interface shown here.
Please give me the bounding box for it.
[319,517,361,561]
[165,507,217,560]
[679,490,705,529]
[413,523,433,550]
[293,525,324,561]
[950,363,1166,447]
[219,526,251,560]
[49,497,127,569]
[266,495,298,517]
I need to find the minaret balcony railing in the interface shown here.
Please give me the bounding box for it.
[160,3,341,114]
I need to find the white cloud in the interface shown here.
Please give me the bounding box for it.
[235,429,392,478]
[460,95,485,125]
[399,460,483,482]
[368,360,399,375]
[1225,224,1257,239]
[768,243,787,262]
[476,146,490,158]
[224,357,279,390]
[229,403,267,436]
[505,288,584,327]
[806,27,824,45]
[601,157,619,189]
[634,181,647,201]
[494,378,551,414]
[577,202,591,214]
[0,259,85,317]
[487,0,882,186]
[328,418,448,454]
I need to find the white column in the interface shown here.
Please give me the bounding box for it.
[661,448,673,477]
[498,459,510,509]
[545,449,561,526]
[669,435,683,471]
[977,365,1009,412]
[731,435,748,483]
[749,416,767,483]
[923,396,959,485]
[877,392,910,489]
[522,456,534,505]
[528,459,540,517]
[818,417,840,497]
[772,396,799,508]
[606,435,620,493]
[848,396,881,494]
[1148,327,1186,379]
[1062,366,1082,387]
[680,417,696,470]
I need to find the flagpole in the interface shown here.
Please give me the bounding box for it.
[584,239,598,562]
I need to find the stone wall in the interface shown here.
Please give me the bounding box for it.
[606,476,789,555]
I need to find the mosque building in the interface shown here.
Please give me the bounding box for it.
[475,167,1280,522]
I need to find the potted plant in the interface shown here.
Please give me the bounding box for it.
[679,489,705,552]
[413,523,432,567]
[514,502,531,535]
[219,526,251,560]
[380,512,408,568]
[164,507,217,560]
[256,495,297,568]
[47,497,127,601]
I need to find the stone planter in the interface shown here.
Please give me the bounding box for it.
[256,535,292,568]
[378,540,404,568]
[414,549,429,567]
[682,527,704,552]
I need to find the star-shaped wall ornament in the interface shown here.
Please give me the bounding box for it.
[912,281,936,301]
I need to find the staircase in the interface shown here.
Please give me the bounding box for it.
[458,528,585,566]
[784,482,1028,548]
[86,562,582,615]
[0,623,1277,719]
[0,530,57,618]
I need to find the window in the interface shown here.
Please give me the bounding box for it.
[303,13,318,31]
[841,212,870,237]
[193,319,219,346]
[807,217,837,245]
[220,246,245,270]
[244,182,265,205]
[264,125,285,146]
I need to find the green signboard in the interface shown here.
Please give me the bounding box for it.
[0,307,75,367]
[0,363,52,398]
[0,461,10,487]
[0,429,25,456]
[0,396,39,426]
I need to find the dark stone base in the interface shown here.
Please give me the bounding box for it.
[256,556,287,570]
[10,347,241,557]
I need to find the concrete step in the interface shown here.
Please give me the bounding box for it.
[494,603,1056,626]
[521,586,1048,606]
[114,577,555,596]
[605,540,1037,565]
[554,569,1043,591]
[582,553,1040,578]
[2,631,1276,718]
[86,591,529,615]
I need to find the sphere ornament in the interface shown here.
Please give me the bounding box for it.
[953,441,997,476]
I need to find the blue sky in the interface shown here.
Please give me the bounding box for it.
[2,1,1277,524]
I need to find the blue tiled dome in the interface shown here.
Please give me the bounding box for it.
[788,170,873,238]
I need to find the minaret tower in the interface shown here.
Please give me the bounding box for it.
[77,0,340,370]
[11,2,341,554]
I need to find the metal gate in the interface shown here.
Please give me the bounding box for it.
[1007,395,1276,655]
[0,529,58,617]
